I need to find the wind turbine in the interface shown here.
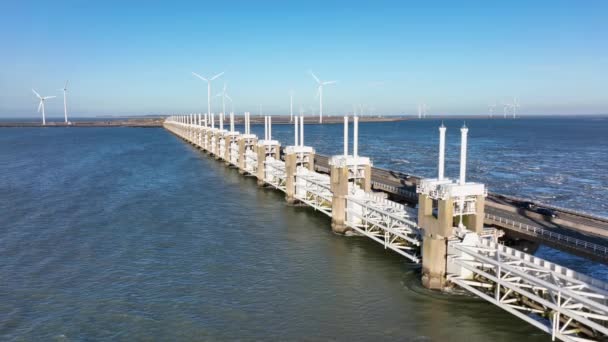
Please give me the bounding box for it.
[59,80,69,124]
[290,90,294,122]
[488,103,497,118]
[192,71,224,117]
[309,70,337,124]
[215,82,230,117]
[512,97,520,118]
[32,89,55,126]
[502,102,510,119]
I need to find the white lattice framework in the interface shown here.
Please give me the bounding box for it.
[229,142,239,165]
[295,168,333,216]
[448,235,608,342]
[346,193,421,262]
[265,158,287,191]
[244,149,257,174]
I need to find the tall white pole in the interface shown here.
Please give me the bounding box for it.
[63,90,68,123]
[212,113,215,129]
[222,92,226,118]
[354,115,359,158]
[294,114,299,146]
[42,101,46,125]
[300,116,304,146]
[220,112,224,131]
[343,116,348,157]
[459,125,468,185]
[290,92,293,123]
[438,124,446,180]
[269,116,272,140]
[230,112,234,133]
[319,86,323,124]
[207,82,211,120]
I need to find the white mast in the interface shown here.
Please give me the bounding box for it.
[309,70,337,124]
[192,71,224,119]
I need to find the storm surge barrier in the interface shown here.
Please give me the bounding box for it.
[165,113,608,342]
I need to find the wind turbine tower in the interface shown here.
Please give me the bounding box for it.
[216,82,230,117]
[60,80,69,124]
[309,70,337,124]
[32,89,55,126]
[290,90,294,123]
[512,97,520,119]
[488,103,496,118]
[192,71,224,117]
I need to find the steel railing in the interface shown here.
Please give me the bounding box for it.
[485,213,608,257]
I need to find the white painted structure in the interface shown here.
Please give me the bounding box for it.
[32,89,55,126]
[163,115,608,342]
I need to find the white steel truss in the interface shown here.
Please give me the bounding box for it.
[346,193,421,262]
[244,149,257,174]
[229,142,239,165]
[265,158,287,191]
[295,167,333,217]
[448,235,608,342]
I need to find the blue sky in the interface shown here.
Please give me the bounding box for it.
[0,0,606,117]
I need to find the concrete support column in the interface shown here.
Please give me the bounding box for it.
[238,139,246,172]
[285,153,297,204]
[330,165,350,234]
[256,145,267,186]
[308,154,315,171]
[215,134,224,160]
[205,131,212,153]
[463,195,485,234]
[224,136,232,163]
[419,195,454,290]
[361,164,372,192]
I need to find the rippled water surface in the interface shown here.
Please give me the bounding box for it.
[249,117,608,216]
[0,120,604,341]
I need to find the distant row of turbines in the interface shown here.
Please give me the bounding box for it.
[489,97,521,118]
[31,81,70,125]
[31,74,521,125]
[191,69,337,124]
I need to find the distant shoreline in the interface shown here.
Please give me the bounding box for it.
[1,114,606,127]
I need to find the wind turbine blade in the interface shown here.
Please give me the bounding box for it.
[64,80,69,90]
[225,94,232,102]
[192,72,208,81]
[323,80,338,85]
[37,101,42,112]
[215,93,223,97]
[32,89,41,98]
[309,70,321,84]
[44,96,56,99]
[210,72,224,80]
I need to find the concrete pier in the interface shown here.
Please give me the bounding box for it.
[330,163,350,234]
[417,125,487,290]
[162,114,608,342]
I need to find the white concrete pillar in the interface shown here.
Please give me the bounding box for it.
[460,125,468,185]
[439,124,446,180]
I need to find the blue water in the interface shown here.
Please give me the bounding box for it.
[247,117,608,217]
[0,119,605,340]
